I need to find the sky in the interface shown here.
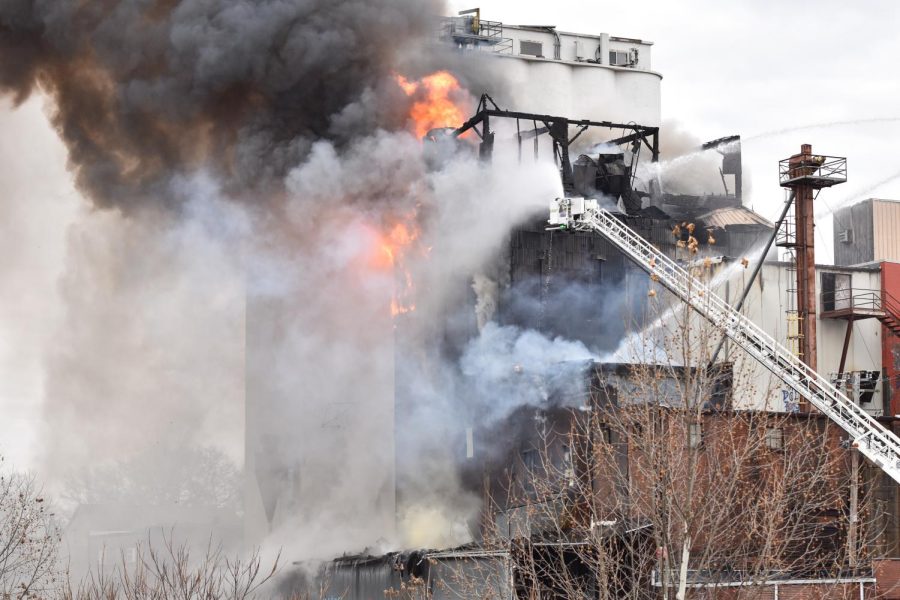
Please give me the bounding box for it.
[1,1,899,470]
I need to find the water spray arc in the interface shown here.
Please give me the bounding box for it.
[707,191,796,366]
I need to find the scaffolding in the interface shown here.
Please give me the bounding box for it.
[437,13,513,54]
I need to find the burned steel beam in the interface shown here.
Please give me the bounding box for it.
[452,94,661,187]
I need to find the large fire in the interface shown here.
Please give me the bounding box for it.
[396,71,469,138]
[365,70,468,317]
[368,219,421,317]
[380,223,416,267]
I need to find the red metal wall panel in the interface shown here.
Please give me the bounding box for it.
[881,262,900,415]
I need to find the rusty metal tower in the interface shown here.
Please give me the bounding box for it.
[778,145,847,403]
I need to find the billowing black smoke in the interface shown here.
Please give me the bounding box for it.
[0,0,446,209]
[0,0,568,567]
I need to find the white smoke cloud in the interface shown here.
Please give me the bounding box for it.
[240,131,564,560]
[635,119,732,196]
[0,4,605,574]
[461,322,598,420]
[0,95,572,589]
[41,190,249,479]
[0,96,78,468]
[5,89,735,583]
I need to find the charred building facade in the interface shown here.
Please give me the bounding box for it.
[443,97,772,354]
[277,11,900,600]
[328,358,886,599]
[246,12,773,548]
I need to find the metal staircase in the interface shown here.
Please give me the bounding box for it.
[548,197,900,485]
[883,295,900,336]
[820,287,900,337]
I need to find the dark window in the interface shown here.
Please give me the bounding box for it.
[522,449,538,495]
[822,272,836,311]
[609,50,631,65]
[821,272,851,311]
[520,40,543,57]
[859,371,880,404]
[689,423,703,448]
[522,448,538,470]
[765,427,784,450]
[599,426,612,444]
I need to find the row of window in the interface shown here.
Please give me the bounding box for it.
[513,426,785,497]
[593,422,784,451]
[514,424,784,458]
[689,423,783,450]
[518,40,636,66]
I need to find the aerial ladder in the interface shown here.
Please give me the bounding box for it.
[548,197,900,485]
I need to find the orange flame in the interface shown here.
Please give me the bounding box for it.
[376,222,417,269]
[396,71,468,138]
[367,218,421,317]
[390,298,416,317]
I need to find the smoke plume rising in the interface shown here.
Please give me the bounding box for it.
[0,0,577,568]
[0,0,450,209]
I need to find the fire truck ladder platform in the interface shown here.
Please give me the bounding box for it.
[548,197,900,485]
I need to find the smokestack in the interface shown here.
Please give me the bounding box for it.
[779,144,847,410]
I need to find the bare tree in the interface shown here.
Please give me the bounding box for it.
[479,258,881,599]
[64,535,281,600]
[0,458,62,599]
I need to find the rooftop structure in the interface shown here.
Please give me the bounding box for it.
[440,11,653,69]
[438,9,662,125]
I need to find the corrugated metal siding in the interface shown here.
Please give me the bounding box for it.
[699,206,775,229]
[509,229,612,285]
[882,263,900,416]
[874,201,900,263]
[506,226,634,350]
[834,200,874,267]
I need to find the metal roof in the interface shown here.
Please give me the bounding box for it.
[698,206,775,230]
